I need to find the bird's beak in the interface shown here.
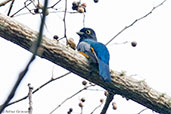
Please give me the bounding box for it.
[76,32,84,36]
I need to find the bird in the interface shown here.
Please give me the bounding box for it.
[77,27,112,82]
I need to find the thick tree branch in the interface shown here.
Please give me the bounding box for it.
[0,13,171,114]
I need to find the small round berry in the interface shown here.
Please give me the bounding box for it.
[53,35,59,40]
[104,91,108,96]
[81,3,87,7]
[37,3,43,9]
[81,97,86,102]
[112,102,117,110]
[82,80,87,86]
[69,108,73,112]
[72,1,80,10]
[72,6,78,10]
[67,108,73,114]
[100,98,104,103]
[94,0,99,3]
[34,8,39,13]
[77,7,84,13]
[131,41,137,47]
[72,1,77,5]
[76,1,80,5]
[72,5,78,10]
[79,102,83,108]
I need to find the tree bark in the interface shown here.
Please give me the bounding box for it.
[0,13,171,114]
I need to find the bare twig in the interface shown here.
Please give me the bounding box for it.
[0,0,48,113]
[7,0,15,16]
[2,72,71,108]
[11,10,79,18]
[87,88,104,92]
[10,0,32,17]
[105,0,167,45]
[83,13,86,27]
[49,85,95,114]
[80,107,83,114]
[0,0,11,7]
[137,108,148,114]
[33,72,71,94]
[49,0,62,8]
[24,0,35,15]
[90,103,103,114]
[111,41,129,45]
[28,84,33,114]
[63,0,67,41]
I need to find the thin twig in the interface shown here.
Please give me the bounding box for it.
[80,107,83,114]
[111,41,129,45]
[49,0,62,8]
[11,10,79,18]
[0,0,48,113]
[83,13,86,27]
[90,103,103,114]
[24,0,35,15]
[1,72,71,108]
[137,108,148,114]
[63,0,67,40]
[87,88,104,92]
[28,84,33,114]
[49,85,95,114]
[37,0,40,6]
[33,72,71,94]
[7,0,15,16]
[10,0,32,17]
[105,0,167,46]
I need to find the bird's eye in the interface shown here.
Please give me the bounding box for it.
[85,30,91,35]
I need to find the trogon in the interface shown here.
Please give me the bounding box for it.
[77,27,112,82]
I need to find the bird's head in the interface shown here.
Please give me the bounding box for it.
[77,28,97,41]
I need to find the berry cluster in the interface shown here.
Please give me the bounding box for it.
[72,1,87,13]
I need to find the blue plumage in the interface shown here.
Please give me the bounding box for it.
[77,28,112,82]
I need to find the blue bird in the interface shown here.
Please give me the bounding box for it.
[77,27,112,82]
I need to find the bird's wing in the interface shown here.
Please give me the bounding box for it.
[84,40,111,82]
[91,43,111,82]
[77,41,98,63]
[90,42,110,65]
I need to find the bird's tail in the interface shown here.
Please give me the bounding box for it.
[98,59,112,82]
